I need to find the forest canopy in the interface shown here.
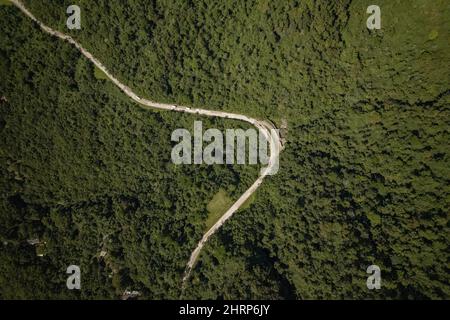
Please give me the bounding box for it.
[1,0,449,299]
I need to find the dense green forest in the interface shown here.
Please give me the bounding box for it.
[0,5,260,299]
[1,0,449,299]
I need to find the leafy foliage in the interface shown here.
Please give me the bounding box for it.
[0,7,258,299]
[1,0,449,299]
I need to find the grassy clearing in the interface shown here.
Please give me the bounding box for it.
[205,189,233,231]
[94,66,108,80]
[240,192,256,211]
[0,0,12,6]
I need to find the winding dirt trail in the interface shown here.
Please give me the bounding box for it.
[10,0,282,283]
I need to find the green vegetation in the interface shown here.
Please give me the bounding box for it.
[0,6,259,299]
[240,192,256,211]
[0,0,12,6]
[205,189,233,231]
[1,0,449,299]
[93,66,108,80]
